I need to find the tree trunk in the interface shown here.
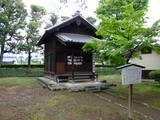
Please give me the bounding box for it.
[126,45,141,64]
[0,44,5,65]
[126,50,133,64]
[126,57,131,64]
[28,50,31,70]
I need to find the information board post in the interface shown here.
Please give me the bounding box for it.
[128,84,133,120]
[117,64,145,120]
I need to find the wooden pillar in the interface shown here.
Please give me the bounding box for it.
[128,84,133,120]
[64,52,66,73]
[55,52,57,74]
[72,50,74,80]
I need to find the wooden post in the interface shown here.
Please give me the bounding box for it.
[128,84,133,120]
[72,51,74,80]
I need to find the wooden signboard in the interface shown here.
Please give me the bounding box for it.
[121,66,143,85]
[117,64,145,120]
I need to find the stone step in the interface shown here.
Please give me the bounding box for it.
[74,79,91,81]
[48,84,66,91]
[38,77,112,92]
[57,79,68,83]
[73,76,90,79]
[85,86,101,92]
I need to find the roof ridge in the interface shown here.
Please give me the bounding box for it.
[46,15,80,31]
[46,15,97,33]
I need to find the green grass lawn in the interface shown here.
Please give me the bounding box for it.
[99,75,160,110]
[0,77,40,87]
[0,77,145,120]
[29,92,131,120]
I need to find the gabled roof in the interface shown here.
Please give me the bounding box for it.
[117,64,145,70]
[56,33,96,44]
[38,15,97,46]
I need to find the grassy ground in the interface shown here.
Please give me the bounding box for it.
[0,77,40,87]
[99,75,160,110]
[0,77,145,120]
[0,68,43,77]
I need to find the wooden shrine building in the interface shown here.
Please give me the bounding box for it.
[38,12,100,82]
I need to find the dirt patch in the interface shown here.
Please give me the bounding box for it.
[98,91,160,120]
[0,86,145,120]
[0,86,54,120]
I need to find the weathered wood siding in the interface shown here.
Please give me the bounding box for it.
[44,18,95,76]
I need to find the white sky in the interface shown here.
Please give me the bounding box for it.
[23,0,160,27]
[5,0,160,57]
[145,0,160,26]
[23,0,99,18]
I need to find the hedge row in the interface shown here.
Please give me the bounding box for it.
[0,64,44,68]
[0,68,44,77]
[0,64,115,68]
[95,65,116,67]
[149,70,160,83]
[0,65,119,77]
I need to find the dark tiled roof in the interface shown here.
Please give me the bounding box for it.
[37,15,97,46]
[56,33,95,43]
[46,15,97,33]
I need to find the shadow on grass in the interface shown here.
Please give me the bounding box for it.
[153,84,160,88]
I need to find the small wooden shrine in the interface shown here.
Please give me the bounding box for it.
[38,12,100,82]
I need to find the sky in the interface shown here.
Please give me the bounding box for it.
[23,0,99,17]
[146,0,160,26]
[5,0,160,57]
[23,0,160,27]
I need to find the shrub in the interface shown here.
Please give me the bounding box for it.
[149,70,160,83]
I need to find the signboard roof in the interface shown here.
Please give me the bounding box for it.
[117,63,145,70]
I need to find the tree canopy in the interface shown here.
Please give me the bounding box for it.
[86,17,96,25]
[50,13,58,26]
[19,4,46,68]
[96,0,148,19]
[0,0,27,64]
[83,0,160,66]
[45,13,58,29]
